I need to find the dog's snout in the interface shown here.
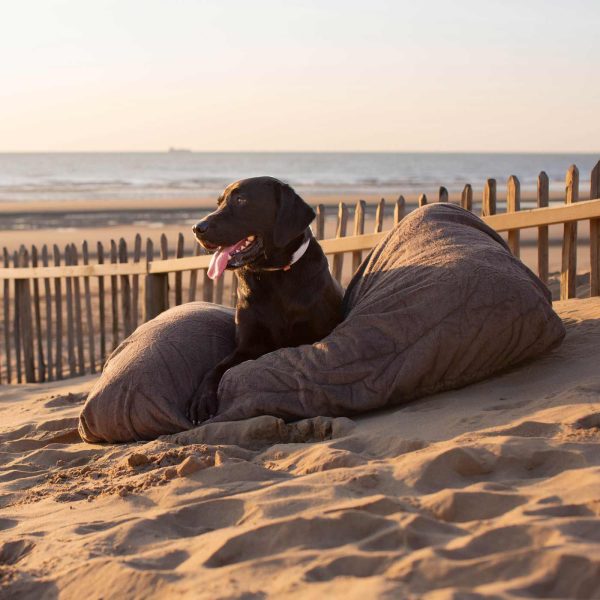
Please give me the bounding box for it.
[193,220,209,235]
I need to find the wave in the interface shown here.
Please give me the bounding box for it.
[0,152,596,202]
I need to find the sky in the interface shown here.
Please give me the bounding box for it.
[0,0,599,152]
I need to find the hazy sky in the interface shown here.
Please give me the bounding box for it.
[1,0,599,152]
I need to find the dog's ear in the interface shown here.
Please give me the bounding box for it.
[273,183,315,248]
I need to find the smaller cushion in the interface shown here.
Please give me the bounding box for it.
[78,302,235,443]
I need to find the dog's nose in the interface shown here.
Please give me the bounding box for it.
[193,221,209,235]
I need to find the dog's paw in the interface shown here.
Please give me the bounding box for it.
[187,387,219,426]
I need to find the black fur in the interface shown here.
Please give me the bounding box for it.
[189,176,343,424]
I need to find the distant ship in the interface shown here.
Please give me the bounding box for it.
[168,147,192,154]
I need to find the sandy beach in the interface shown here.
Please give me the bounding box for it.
[1,297,599,598]
[2,0,599,594]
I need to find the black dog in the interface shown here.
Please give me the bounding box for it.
[189,176,343,424]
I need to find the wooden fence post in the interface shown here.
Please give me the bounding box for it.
[332,203,348,283]
[482,179,497,216]
[202,258,214,302]
[145,273,168,319]
[31,245,46,382]
[132,233,142,328]
[13,251,22,383]
[560,165,579,300]
[188,242,202,302]
[507,175,521,257]
[394,196,406,225]
[70,244,85,375]
[119,238,133,338]
[461,184,473,211]
[64,245,77,377]
[144,238,153,319]
[53,245,63,380]
[175,233,184,306]
[160,234,171,309]
[82,241,96,374]
[17,247,35,382]
[590,160,600,297]
[315,204,325,240]
[109,240,119,350]
[97,242,106,366]
[3,248,12,383]
[537,172,549,285]
[144,237,169,320]
[374,198,385,232]
[352,200,366,274]
[418,194,428,207]
[42,245,53,381]
[439,186,448,203]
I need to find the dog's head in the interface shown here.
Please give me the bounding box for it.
[193,176,315,278]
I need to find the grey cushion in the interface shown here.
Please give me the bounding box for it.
[79,302,235,442]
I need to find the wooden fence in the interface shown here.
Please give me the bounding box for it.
[1,160,599,384]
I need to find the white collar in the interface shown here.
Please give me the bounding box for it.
[262,236,311,272]
[288,236,310,267]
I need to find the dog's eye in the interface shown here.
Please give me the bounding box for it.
[235,197,247,206]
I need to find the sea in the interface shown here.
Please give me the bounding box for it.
[0,152,598,203]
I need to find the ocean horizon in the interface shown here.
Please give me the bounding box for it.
[0,151,598,203]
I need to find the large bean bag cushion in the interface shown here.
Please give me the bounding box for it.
[79,204,566,443]
[79,303,235,442]
[210,204,565,423]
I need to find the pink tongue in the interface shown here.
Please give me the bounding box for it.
[207,240,247,280]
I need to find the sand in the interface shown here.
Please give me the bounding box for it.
[0,188,573,214]
[1,297,600,598]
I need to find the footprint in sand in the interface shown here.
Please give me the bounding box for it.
[304,554,388,581]
[525,448,586,478]
[1,417,83,453]
[42,392,87,408]
[559,518,600,543]
[523,503,595,518]
[514,553,600,598]
[123,549,190,571]
[331,434,427,460]
[483,420,560,438]
[94,498,246,556]
[324,496,411,518]
[204,511,394,568]
[436,523,552,560]
[573,411,600,430]
[422,489,526,523]
[411,446,496,492]
[0,518,18,531]
[0,539,35,566]
[75,519,135,535]
[359,513,466,553]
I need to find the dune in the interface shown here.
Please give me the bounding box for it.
[1,297,600,598]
